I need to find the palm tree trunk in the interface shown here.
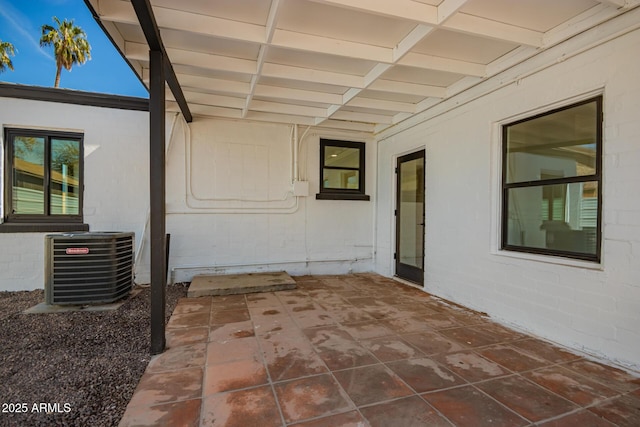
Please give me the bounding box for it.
[54,63,62,88]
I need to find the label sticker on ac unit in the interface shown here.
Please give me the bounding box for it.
[66,247,90,255]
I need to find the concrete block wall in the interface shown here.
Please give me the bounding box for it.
[0,98,149,291]
[374,21,640,371]
[133,116,376,283]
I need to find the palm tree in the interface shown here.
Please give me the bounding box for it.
[0,40,16,73]
[40,16,91,88]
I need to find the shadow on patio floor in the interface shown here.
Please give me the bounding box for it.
[119,274,640,427]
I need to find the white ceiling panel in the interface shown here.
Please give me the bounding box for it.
[343,102,414,115]
[382,66,464,87]
[258,76,349,95]
[277,0,416,48]
[87,0,635,132]
[152,0,272,25]
[115,22,147,44]
[160,29,260,60]
[172,65,254,83]
[265,47,377,76]
[253,95,332,109]
[413,0,442,5]
[414,29,518,65]
[358,90,427,105]
[174,74,251,96]
[460,0,601,32]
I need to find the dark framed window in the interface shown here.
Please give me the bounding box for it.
[501,96,602,262]
[2,128,87,231]
[316,139,369,201]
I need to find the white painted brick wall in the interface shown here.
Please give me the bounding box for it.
[138,117,375,283]
[0,98,149,291]
[375,23,640,370]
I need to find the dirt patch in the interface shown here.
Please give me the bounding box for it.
[0,283,187,427]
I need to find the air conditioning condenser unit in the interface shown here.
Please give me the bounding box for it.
[45,232,134,305]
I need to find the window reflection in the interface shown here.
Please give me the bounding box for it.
[399,157,424,269]
[506,182,598,255]
[51,139,80,215]
[12,136,46,214]
[506,102,597,184]
[502,97,601,260]
[7,131,82,218]
[324,146,360,169]
[323,169,359,189]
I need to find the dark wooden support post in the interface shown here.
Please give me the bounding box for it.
[149,49,166,355]
[130,0,192,355]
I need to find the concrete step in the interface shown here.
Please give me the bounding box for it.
[187,271,296,297]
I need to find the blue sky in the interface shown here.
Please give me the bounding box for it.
[0,0,148,98]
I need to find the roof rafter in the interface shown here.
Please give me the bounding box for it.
[243,0,282,117]
[392,24,435,62]
[437,0,470,24]
[321,23,433,125]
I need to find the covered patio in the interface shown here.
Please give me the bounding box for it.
[119,274,640,426]
[1,0,639,425]
[68,0,640,374]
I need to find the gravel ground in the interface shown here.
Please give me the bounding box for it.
[0,284,187,427]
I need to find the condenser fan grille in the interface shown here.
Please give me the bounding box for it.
[45,232,134,305]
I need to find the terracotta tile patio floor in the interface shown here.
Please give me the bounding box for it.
[119,274,640,427]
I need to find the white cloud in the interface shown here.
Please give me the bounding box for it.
[0,0,54,61]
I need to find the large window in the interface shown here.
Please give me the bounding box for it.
[501,96,602,261]
[316,139,369,200]
[3,128,85,228]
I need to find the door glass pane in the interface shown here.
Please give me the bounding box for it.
[505,182,598,255]
[399,157,424,269]
[12,136,45,214]
[506,100,598,183]
[323,169,359,190]
[324,146,359,168]
[51,138,80,215]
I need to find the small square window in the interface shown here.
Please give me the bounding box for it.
[316,139,369,201]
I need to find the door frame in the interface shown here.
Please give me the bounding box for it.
[394,149,426,285]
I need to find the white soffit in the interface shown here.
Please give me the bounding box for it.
[88,0,639,132]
